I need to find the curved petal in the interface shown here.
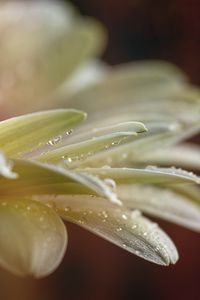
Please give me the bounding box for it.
[80,167,200,185]
[0,159,121,205]
[39,195,178,266]
[37,121,147,164]
[118,184,200,232]
[0,198,67,277]
[0,109,86,157]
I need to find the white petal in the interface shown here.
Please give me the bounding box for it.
[41,195,178,266]
[118,184,200,232]
[0,199,67,277]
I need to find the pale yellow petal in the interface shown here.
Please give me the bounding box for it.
[0,199,67,277]
[0,109,85,157]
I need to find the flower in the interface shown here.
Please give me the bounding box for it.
[0,102,200,278]
[0,0,200,279]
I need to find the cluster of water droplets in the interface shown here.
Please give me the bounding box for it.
[47,130,73,147]
[145,165,200,183]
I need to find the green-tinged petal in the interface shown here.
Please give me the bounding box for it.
[118,185,200,232]
[39,195,178,266]
[0,198,67,277]
[37,121,147,164]
[0,159,121,205]
[72,121,179,168]
[79,167,200,185]
[0,152,18,179]
[0,109,86,157]
[133,144,200,170]
[74,120,200,169]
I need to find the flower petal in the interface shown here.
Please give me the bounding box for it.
[42,195,178,266]
[118,184,200,232]
[0,159,121,205]
[36,121,147,164]
[66,60,186,113]
[80,167,200,185]
[0,109,86,157]
[133,144,200,170]
[0,198,67,277]
[72,121,179,168]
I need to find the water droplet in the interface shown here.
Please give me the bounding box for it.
[116,227,122,232]
[66,129,73,135]
[64,157,72,164]
[135,250,141,256]
[111,141,119,146]
[102,211,108,218]
[64,207,71,212]
[104,178,116,190]
[47,135,62,146]
[131,224,137,230]
[122,214,128,220]
[1,202,7,207]
[78,219,84,225]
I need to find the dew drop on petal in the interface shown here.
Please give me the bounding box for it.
[65,129,73,136]
[122,214,128,220]
[116,227,122,232]
[104,178,116,190]
[47,135,62,146]
[64,157,73,164]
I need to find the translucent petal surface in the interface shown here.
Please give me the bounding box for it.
[80,167,200,185]
[118,185,200,232]
[134,144,200,170]
[0,109,85,156]
[0,198,67,277]
[37,121,147,164]
[40,195,178,266]
[0,159,121,205]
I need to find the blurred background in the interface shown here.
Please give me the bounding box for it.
[1,0,200,299]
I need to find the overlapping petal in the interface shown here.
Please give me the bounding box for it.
[0,0,200,279]
[0,198,67,277]
[39,195,178,266]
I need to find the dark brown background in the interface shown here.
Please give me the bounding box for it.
[1,1,200,299]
